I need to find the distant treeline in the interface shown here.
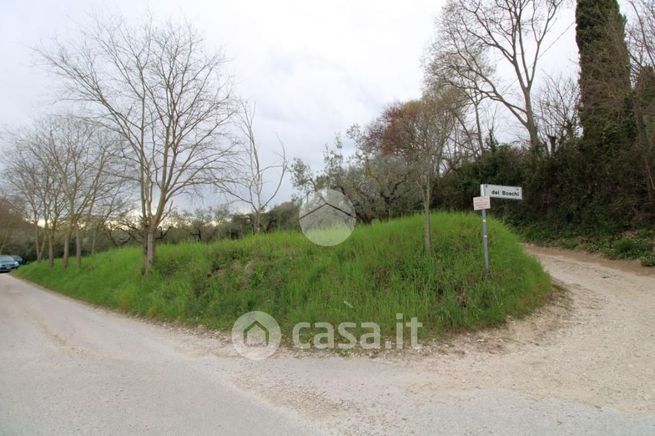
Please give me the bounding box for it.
[0,201,300,262]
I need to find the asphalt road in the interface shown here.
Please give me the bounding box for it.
[1,247,655,435]
[0,275,324,435]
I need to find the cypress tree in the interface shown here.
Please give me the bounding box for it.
[633,67,655,210]
[575,0,636,228]
[576,0,635,152]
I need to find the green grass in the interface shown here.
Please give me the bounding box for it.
[15,213,551,339]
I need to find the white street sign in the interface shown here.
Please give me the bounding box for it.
[475,184,522,277]
[473,196,491,211]
[480,184,523,200]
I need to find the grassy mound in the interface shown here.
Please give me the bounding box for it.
[15,213,550,338]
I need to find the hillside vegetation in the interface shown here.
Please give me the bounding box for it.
[15,213,550,339]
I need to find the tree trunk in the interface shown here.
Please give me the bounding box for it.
[40,238,46,259]
[75,226,82,268]
[254,210,262,234]
[473,99,484,155]
[39,234,46,263]
[144,227,156,274]
[423,177,432,253]
[91,225,97,254]
[524,98,541,153]
[62,227,71,269]
[48,235,54,268]
[644,154,655,206]
[34,222,42,262]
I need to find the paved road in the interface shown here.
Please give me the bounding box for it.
[1,247,655,435]
[0,275,324,435]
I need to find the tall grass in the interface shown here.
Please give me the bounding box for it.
[16,213,550,338]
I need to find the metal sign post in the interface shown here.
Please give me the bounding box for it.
[481,208,490,276]
[474,185,523,277]
[473,196,491,277]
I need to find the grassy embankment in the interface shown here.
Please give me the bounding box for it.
[15,213,551,339]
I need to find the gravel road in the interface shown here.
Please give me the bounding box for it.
[1,247,654,435]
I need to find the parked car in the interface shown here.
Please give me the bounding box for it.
[0,255,20,273]
[11,255,24,265]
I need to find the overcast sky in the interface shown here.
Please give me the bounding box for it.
[0,0,580,211]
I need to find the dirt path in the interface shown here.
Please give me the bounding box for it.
[1,247,655,435]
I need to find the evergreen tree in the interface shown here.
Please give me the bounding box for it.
[575,0,636,228]
[576,0,635,152]
[633,67,655,209]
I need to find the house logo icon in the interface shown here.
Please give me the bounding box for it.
[231,311,281,360]
[299,188,356,246]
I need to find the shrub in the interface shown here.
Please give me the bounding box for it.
[641,253,655,267]
[609,238,652,259]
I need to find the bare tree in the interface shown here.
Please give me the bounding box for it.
[224,102,287,233]
[41,116,119,268]
[537,74,581,155]
[39,17,238,273]
[0,197,23,254]
[86,187,133,255]
[5,123,67,266]
[2,157,46,261]
[426,44,491,157]
[430,0,566,151]
[628,0,655,73]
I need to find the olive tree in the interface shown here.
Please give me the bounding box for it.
[379,85,465,251]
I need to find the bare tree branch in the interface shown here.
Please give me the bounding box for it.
[38,16,238,272]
